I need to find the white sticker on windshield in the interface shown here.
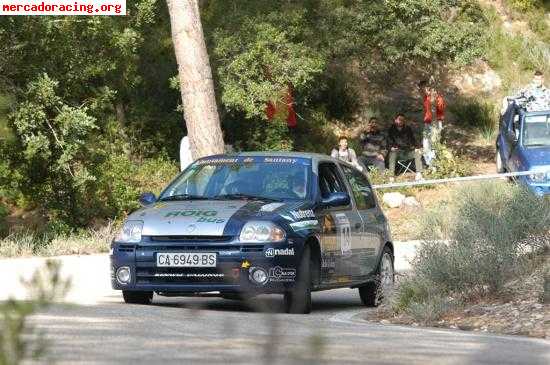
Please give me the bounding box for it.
[260,202,286,212]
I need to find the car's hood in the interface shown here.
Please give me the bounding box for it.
[521,146,550,169]
[128,200,312,237]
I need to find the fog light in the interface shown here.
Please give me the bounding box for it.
[116,266,131,285]
[249,267,268,285]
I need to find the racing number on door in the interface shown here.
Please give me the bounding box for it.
[335,213,352,256]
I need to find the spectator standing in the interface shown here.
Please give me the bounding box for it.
[359,117,386,172]
[419,80,445,165]
[331,136,363,171]
[387,114,423,181]
[523,71,550,110]
[180,135,193,171]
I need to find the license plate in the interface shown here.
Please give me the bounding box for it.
[156,253,216,267]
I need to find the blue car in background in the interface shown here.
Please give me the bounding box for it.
[496,102,550,196]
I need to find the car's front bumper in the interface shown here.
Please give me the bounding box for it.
[521,178,550,196]
[110,238,299,295]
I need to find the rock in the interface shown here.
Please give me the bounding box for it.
[383,192,406,208]
[403,196,421,207]
[380,319,391,325]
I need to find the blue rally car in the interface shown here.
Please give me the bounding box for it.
[111,152,394,314]
[496,102,550,196]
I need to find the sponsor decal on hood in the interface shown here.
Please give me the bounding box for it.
[131,200,248,236]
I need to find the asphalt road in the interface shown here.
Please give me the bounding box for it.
[2,243,549,364]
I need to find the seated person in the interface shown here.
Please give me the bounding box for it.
[359,117,386,172]
[387,114,423,181]
[331,136,363,171]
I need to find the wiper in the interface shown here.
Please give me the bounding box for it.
[159,194,209,201]
[213,194,282,202]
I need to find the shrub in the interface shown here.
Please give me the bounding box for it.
[449,96,498,137]
[427,142,472,179]
[96,154,178,220]
[1,260,70,364]
[414,181,550,296]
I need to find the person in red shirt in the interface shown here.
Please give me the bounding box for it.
[419,80,446,166]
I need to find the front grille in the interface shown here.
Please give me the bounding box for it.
[149,235,232,243]
[136,267,237,284]
[118,244,135,252]
[137,244,240,252]
[241,244,264,253]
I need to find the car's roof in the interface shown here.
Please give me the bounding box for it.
[201,151,340,164]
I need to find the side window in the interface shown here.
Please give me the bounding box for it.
[341,165,376,209]
[318,163,348,200]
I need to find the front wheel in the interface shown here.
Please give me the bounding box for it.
[284,245,312,314]
[122,290,153,304]
[359,247,394,307]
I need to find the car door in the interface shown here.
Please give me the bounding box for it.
[316,162,362,286]
[340,164,382,278]
[503,107,521,170]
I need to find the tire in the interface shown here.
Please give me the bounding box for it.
[496,148,505,173]
[284,245,312,314]
[359,247,394,307]
[122,290,153,304]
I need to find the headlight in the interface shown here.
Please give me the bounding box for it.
[529,172,546,183]
[115,220,144,243]
[116,266,131,285]
[239,221,286,243]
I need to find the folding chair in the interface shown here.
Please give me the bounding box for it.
[396,159,414,176]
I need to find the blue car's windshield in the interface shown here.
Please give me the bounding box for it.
[523,114,550,147]
[160,157,311,201]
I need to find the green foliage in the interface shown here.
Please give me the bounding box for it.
[450,96,498,133]
[483,5,549,94]
[10,74,99,227]
[1,260,70,365]
[427,142,472,179]
[212,11,325,119]
[393,182,550,321]
[505,0,543,12]
[414,182,550,296]
[0,1,491,231]
[205,0,488,151]
[97,154,178,218]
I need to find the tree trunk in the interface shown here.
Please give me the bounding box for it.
[166,0,224,159]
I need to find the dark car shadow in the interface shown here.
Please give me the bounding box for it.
[144,289,365,315]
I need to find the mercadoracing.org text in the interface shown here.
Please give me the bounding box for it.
[0,0,125,15]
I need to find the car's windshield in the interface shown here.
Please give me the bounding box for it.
[159,156,311,201]
[523,114,550,147]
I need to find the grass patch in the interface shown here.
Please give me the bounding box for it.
[0,223,116,258]
[449,96,499,142]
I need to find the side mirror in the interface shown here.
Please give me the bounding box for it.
[139,192,157,207]
[321,192,350,208]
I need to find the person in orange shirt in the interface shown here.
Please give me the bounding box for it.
[419,80,446,165]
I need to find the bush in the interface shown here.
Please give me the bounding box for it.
[1,260,70,364]
[449,96,498,139]
[427,142,472,179]
[96,154,178,219]
[414,182,550,296]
